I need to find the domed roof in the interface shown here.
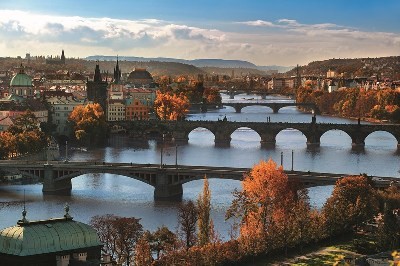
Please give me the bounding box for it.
[10,67,33,87]
[0,216,101,256]
[128,68,153,81]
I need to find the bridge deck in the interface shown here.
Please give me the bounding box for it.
[0,161,397,188]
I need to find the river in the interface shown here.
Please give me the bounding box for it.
[0,94,399,240]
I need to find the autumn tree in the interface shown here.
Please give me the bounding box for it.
[68,103,107,146]
[203,88,222,104]
[90,214,118,259]
[5,110,47,156]
[197,176,212,246]
[154,91,189,120]
[322,175,379,236]
[134,236,153,266]
[90,215,143,266]
[226,159,297,255]
[146,226,177,260]
[178,200,198,250]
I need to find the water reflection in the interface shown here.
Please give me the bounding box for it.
[0,94,399,239]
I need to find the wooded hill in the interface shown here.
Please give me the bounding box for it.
[286,56,400,79]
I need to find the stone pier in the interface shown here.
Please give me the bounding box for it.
[154,169,183,200]
[42,164,72,194]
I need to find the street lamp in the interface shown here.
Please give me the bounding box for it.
[65,141,68,162]
[280,151,283,167]
[291,150,294,171]
[175,145,178,168]
[160,134,165,168]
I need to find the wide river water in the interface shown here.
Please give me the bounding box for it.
[1,94,399,239]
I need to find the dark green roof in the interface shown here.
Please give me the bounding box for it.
[0,217,102,256]
[10,73,33,87]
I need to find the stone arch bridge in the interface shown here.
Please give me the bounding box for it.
[110,120,400,147]
[0,161,397,200]
[191,102,316,113]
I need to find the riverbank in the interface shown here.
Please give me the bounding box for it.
[249,231,396,265]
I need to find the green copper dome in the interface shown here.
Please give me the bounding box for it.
[10,72,32,87]
[0,217,102,256]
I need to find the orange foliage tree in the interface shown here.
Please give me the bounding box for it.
[154,91,189,120]
[68,103,107,145]
[226,159,301,254]
[1,110,47,158]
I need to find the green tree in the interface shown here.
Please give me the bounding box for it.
[323,175,379,236]
[376,203,400,251]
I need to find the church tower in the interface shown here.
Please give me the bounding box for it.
[113,56,121,84]
[86,62,108,112]
[61,50,65,64]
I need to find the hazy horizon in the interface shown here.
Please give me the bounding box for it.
[0,0,399,66]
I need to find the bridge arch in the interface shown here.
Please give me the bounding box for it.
[320,129,353,147]
[187,127,216,144]
[275,127,308,146]
[230,126,262,146]
[55,171,156,187]
[240,105,274,113]
[365,130,399,147]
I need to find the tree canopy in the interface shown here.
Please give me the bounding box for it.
[68,103,107,146]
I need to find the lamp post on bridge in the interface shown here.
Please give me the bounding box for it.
[291,150,294,171]
[160,134,165,169]
[175,144,178,168]
[65,141,68,162]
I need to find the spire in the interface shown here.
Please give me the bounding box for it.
[94,61,102,82]
[113,55,121,84]
[61,49,65,64]
[18,190,29,224]
[64,203,73,220]
[19,63,24,74]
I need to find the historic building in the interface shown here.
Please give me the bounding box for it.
[45,92,87,136]
[9,64,35,98]
[0,205,102,266]
[86,63,108,112]
[113,57,122,84]
[46,50,66,65]
[125,98,150,120]
[126,68,154,88]
[107,99,125,121]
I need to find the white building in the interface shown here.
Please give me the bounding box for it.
[46,95,87,135]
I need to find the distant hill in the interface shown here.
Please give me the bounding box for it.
[86,55,289,73]
[285,56,400,79]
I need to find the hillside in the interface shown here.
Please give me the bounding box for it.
[83,60,205,77]
[286,56,400,79]
[86,55,290,73]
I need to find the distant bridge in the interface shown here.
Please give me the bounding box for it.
[190,101,315,113]
[110,120,400,147]
[0,161,397,200]
[219,90,294,99]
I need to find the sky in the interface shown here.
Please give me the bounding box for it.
[0,0,399,66]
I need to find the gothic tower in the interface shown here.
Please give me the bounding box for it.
[61,50,65,64]
[113,56,121,84]
[86,63,108,112]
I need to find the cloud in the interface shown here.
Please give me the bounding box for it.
[0,10,399,65]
